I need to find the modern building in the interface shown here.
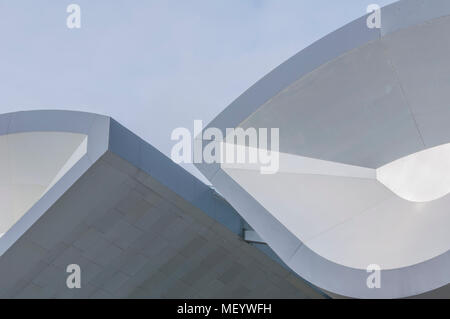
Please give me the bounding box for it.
[1,0,449,299]
[0,110,327,298]
[195,0,450,298]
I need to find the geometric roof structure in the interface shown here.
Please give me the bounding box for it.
[0,110,326,298]
[195,0,450,298]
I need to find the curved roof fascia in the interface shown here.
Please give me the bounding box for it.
[206,0,450,138]
[0,110,110,257]
[199,0,450,180]
[210,167,449,299]
[195,0,450,298]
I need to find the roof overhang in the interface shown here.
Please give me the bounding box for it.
[195,0,450,298]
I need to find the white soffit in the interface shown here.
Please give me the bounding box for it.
[219,10,450,271]
[0,132,87,234]
[221,145,450,270]
[199,0,450,298]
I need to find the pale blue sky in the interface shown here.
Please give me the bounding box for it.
[0,0,397,182]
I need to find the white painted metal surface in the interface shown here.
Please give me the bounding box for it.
[0,132,87,234]
[198,0,450,298]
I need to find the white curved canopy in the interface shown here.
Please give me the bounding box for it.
[197,0,450,298]
[220,10,450,270]
[222,146,450,270]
